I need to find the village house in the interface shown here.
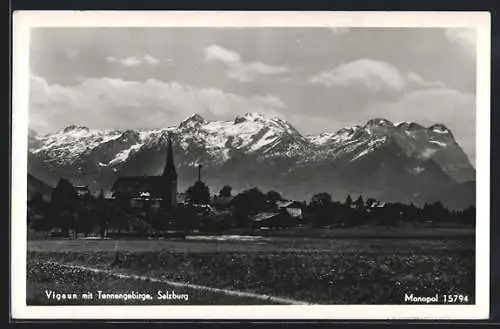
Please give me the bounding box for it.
[130,192,162,210]
[176,192,188,205]
[251,211,295,230]
[75,185,90,197]
[275,200,303,219]
[365,199,386,213]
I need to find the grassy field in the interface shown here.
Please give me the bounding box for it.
[27,260,278,305]
[254,226,475,239]
[27,235,475,305]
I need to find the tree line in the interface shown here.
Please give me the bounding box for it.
[27,178,475,238]
[305,193,474,228]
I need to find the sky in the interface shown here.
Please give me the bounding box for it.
[29,27,477,163]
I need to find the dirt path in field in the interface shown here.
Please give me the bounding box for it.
[44,261,314,305]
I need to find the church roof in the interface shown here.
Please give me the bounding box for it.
[163,137,177,179]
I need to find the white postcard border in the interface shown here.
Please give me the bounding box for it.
[11,10,491,320]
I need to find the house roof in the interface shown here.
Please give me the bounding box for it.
[276,200,293,208]
[75,185,89,190]
[132,196,163,201]
[250,212,281,222]
[370,201,386,208]
[276,200,302,208]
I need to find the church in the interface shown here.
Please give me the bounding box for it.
[111,137,178,213]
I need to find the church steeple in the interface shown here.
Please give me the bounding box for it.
[163,137,177,179]
[161,137,178,212]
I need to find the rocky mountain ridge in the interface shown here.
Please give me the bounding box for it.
[28,113,475,209]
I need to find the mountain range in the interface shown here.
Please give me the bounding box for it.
[27,112,476,209]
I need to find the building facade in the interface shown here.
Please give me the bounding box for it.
[111,138,178,214]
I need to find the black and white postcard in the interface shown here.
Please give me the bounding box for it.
[11,11,491,320]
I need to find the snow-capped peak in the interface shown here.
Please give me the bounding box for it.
[242,112,269,121]
[233,112,270,124]
[118,129,141,143]
[62,125,90,133]
[307,125,362,146]
[179,113,206,129]
[429,124,450,135]
[338,125,361,133]
[397,121,425,131]
[31,115,461,166]
[232,113,295,133]
[234,115,247,124]
[29,113,474,197]
[31,126,124,164]
[307,132,336,145]
[365,118,394,127]
[185,113,205,121]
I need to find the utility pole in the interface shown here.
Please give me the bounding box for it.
[197,164,202,182]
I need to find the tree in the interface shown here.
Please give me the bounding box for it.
[95,190,110,238]
[28,192,51,231]
[232,188,268,227]
[354,196,365,209]
[174,204,200,231]
[29,192,46,213]
[350,196,367,227]
[266,190,284,203]
[310,192,332,207]
[113,189,132,210]
[461,206,475,227]
[50,178,78,234]
[308,193,334,228]
[379,203,400,227]
[345,194,353,207]
[202,211,233,232]
[51,178,77,210]
[78,205,94,237]
[58,209,74,237]
[422,201,450,224]
[186,181,211,205]
[110,206,132,233]
[28,192,47,226]
[219,185,232,198]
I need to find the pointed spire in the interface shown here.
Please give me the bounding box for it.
[163,137,177,179]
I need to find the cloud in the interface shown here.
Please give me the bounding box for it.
[445,28,476,57]
[368,88,476,164]
[204,45,241,63]
[309,59,445,92]
[106,54,161,67]
[29,76,287,134]
[404,72,445,89]
[143,54,160,65]
[64,49,79,58]
[203,45,289,82]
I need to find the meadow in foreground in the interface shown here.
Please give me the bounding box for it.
[27,237,475,305]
